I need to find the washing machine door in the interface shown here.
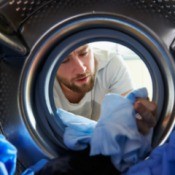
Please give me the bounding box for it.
[0,0,175,174]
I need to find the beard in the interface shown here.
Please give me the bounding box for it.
[57,72,95,93]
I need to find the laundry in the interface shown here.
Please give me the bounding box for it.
[57,88,152,172]
[35,149,121,175]
[125,131,175,175]
[0,135,17,175]
[21,159,48,175]
[57,108,96,151]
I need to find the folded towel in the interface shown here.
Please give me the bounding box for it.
[56,88,152,172]
[0,135,17,175]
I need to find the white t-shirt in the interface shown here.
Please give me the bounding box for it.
[54,47,134,121]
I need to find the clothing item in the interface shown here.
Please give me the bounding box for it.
[0,135,17,175]
[125,131,175,175]
[21,159,48,175]
[57,109,96,151]
[57,88,152,172]
[36,149,120,175]
[54,47,134,120]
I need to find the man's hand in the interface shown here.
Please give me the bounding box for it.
[134,99,157,135]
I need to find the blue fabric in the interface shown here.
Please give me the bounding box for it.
[58,109,96,150]
[0,162,8,175]
[21,159,48,175]
[56,88,152,172]
[0,135,17,175]
[125,131,175,175]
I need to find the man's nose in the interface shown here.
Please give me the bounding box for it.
[73,57,87,73]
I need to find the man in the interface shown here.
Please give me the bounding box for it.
[54,44,157,135]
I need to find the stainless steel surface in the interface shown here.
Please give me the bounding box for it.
[0,1,175,173]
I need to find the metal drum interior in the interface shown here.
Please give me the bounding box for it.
[0,1,175,174]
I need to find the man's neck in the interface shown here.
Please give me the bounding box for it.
[60,83,85,103]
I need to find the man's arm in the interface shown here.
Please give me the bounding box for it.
[122,90,157,135]
[121,90,157,135]
[134,99,157,135]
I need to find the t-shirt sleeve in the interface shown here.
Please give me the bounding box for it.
[104,52,134,95]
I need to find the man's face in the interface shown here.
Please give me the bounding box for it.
[56,45,96,93]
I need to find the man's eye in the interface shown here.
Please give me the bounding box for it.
[62,58,70,64]
[79,51,88,57]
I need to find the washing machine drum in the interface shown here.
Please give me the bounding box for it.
[0,0,175,173]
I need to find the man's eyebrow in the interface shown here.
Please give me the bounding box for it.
[77,45,89,53]
[66,45,89,58]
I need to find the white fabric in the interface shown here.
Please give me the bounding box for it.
[53,47,134,120]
